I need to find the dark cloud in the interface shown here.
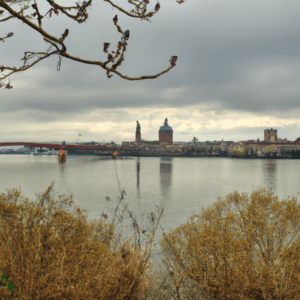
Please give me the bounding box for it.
[1,0,300,144]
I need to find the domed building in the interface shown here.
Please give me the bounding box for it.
[159,118,173,144]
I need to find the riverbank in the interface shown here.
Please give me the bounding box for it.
[0,152,298,159]
[115,153,299,159]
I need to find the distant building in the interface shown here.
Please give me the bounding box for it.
[128,119,174,145]
[192,137,198,144]
[173,141,187,146]
[277,138,289,143]
[159,118,173,144]
[136,120,141,142]
[140,141,160,145]
[264,128,277,142]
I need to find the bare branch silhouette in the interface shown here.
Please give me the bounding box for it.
[0,0,186,88]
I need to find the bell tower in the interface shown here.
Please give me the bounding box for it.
[264,128,277,142]
[136,120,141,142]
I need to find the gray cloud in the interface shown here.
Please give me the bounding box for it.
[1,0,300,145]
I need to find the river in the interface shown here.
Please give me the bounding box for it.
[0,154,299,286]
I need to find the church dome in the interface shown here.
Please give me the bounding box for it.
[159,118,173,133]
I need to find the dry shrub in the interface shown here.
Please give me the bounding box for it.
[154,186,300,300]
[3,181,300,300]
[0,181,155,300]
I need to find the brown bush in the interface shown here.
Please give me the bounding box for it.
[2,182,300,300]
[0,181,157,300]
[154,186,300,300]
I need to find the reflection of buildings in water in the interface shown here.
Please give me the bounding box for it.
[135,158,142,228]
[160,157,172,194]
[136,157,140,198]
[262,160,277,190]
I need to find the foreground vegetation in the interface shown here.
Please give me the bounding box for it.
[0,182,300,299]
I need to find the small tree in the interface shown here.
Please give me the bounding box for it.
[0,0,186,89]
[157,186,300,299]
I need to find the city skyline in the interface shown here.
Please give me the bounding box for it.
[0,124,296,148]
[0,121,298,148]
[2,0,300,146]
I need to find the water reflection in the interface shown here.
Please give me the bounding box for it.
[136,157,140,198]
[160,157,173,200]
[262,160,277,191]
[2,156,300,284]
[58,158,66,192]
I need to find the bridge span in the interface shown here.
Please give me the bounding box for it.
[0,142,119,150]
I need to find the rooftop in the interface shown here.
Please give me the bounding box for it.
[159,118,173,133]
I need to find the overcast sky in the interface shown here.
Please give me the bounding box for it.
[1,0,300,147]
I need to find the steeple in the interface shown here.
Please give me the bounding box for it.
[136,120,141,142]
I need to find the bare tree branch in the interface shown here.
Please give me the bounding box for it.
[0,0,183,89]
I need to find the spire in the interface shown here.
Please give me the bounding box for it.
[164,118,168,126]
[136,120,141,142]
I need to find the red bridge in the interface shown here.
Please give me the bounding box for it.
[0,142,120,150]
